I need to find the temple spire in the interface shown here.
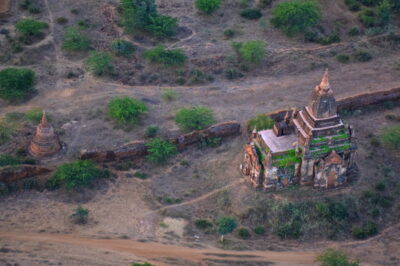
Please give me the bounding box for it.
[40,111,49,127]
[319,69,330,92]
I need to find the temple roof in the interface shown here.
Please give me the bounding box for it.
[258,129,297,153]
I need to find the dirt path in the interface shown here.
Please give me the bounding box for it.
[142,179,245,217]
[0,231,317,265]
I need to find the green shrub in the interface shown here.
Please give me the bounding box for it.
[144,46,187,66]
[195,219,213,229]
[240,8,263,20]
[225,68,242,80]
[247,114,274,131]
[258,0,274,8]
[161,89,177,101]
[254,225,266,235]
[353,50,372,62]
[316,249,359,266]
[348,27,361,36]
[48,160,110,190]
[378,0,391,26]
[345,0,361,11]
[111,39,135,57]
[85,52,114,76]
[131,263,153,266]
[223,29,235,39]
[56,17,69,25]
[146,138,177,163]
[133,172,148,179]
[352,221,378,239]
[381,125,400,149]
[358,9,378,28]
[145,15,178,38]
[237,227,251,239]
[0,68,35,102]
[108,97,147,124]
[15,18,48,36]
[145,126,159,138]
[336,54,350,63]
[271,1,321,36]
[61,26,91,51]
[216,216,237,235]
[319,33,340,45]
[175,106,215,131]
[375,182,386,191]
[195,0,221,14]
[237,40,266,64]
[71,205,89,224]
[276,220,302,239]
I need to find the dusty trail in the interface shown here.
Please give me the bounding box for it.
[0,231,317,265]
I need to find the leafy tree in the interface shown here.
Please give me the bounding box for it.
[146,138,177,163]
[47,160,110,190]
[108,97,147,124]
[85,52,114,76]
[316,249,359,266]
[144,46,187,66]
[71,205,89,224]
[195,0,221,14]
[146,15,178,38]
[271,1,321,36]
[61,26,91,51]
[0,68,35,102]
[120,0,177,38]
[15,18,48,37]
[111,39,135,57]
[216,216,237,236]
[381,125,400,149]
[247,114,274,131]
[237,41,266,64]
[175,106,215,132]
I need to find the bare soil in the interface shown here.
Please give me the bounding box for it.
[0,0,400,265]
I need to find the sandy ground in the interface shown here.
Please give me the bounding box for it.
[1,0,400,265]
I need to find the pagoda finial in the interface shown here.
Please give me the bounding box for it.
[40,110,49,127]
[319,69,330,92]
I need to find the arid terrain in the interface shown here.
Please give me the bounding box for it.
[0,0,400,265]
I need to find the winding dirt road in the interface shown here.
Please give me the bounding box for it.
[0,231,316,265]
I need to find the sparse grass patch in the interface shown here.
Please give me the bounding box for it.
[381,125,400,149]
[85,52,114,76]
[111,39,135,57]
[71,205,89,224]
[161,89,177,101]
[240,8,262,20]
[0,155,35,167]
[353,50,372,62]
[62,26,91,52]
[195,0,221,14]
[336,54,350,63]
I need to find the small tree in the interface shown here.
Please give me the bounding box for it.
[377,0,391,26]
[85,52,114,76]
[316,249,359,266]
[146,138,177,163]
[48,160,110,190]
[71,205,89,224]
[175,106,215,132]
[62,26,91,51]
[144,46,187,66]
[195,0,221,14]
[108,97,147,124]
[15,18,48,37]
[238,41,266,64]
[0,68,35,102]
[271,1,321,36]
[237,227,251,239]
[111,39,135,57]
[216,216,237,242]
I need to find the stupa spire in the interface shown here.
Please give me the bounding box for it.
[319,69,330,92]
[40,111,49,127]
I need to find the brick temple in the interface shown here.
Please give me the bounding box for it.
[28,111,62,158]
[241,70,357,189]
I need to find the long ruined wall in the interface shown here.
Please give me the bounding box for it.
[0,165,51,184]
[80,121,241,163]
[267,87,400,122]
